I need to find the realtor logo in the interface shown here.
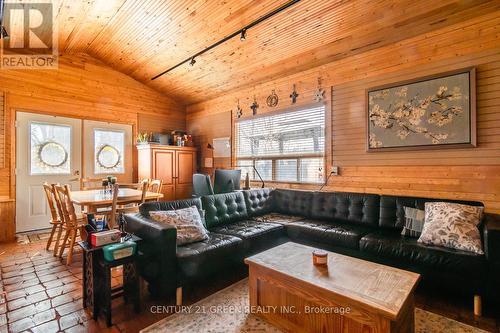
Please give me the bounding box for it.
[0,0,58,69]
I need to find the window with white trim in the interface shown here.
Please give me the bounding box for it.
[235,104,325,184]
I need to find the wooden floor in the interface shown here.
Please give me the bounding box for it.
[0,231,499,333]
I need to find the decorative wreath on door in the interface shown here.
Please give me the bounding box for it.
[37,141,68,168]
[96,144,121,169]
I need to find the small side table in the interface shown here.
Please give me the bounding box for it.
[78,234,142,327]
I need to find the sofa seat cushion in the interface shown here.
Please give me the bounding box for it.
[252,213,305,224]
[286,220,372,250]
[359,230,487,276]
[211,220,284,240]
[176,232,244,280]
[211,220,286,256]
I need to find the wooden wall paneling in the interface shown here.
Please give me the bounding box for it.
[0,199,15,242]
[187,13,500,214]
[0,91,5,169]
[138,113,186,135]
[189,111,232,173]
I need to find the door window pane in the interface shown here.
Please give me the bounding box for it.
[30,123,71,175]
[95,129,125,174]
[276,159,298,182]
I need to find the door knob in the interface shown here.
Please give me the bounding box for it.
[73,170,80,176]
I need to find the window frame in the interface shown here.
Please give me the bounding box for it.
[234,103,327,185]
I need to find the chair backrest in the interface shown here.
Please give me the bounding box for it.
[43,182,59,223]
[149,179,163,200]
[119,178,150,190]
[55,184,79,227]
[213,169,241,194]
[139,179,148,204]
[80,177,103,190]
[51,184,65,225]
[192,173,214,197]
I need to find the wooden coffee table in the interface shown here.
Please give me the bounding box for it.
[244,242,420,333]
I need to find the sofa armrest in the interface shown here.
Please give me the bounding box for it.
[125,213,178,295]
[483,213,500,262]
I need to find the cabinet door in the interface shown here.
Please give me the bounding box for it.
[153,149,175,201]
[175,151,195,199]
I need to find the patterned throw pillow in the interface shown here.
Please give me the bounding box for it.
[418,202,484,254]
[150,206,209,245]
[401,207,425,237]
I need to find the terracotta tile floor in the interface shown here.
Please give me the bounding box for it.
[0,231,171,333]
[1,230,499,333]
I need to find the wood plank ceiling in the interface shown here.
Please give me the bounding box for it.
[9,0,500,104]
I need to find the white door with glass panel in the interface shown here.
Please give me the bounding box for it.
[16,112,82,232]
[82,120,132,183]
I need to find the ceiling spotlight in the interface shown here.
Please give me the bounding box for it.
[0,26,8,40]
[189,57,196,66]
[240,28,247,41]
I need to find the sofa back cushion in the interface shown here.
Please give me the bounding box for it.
[201,192,248,229]
[140,198,202,217]
[379,195,484,229]
[243,188,274,217]
[273,189,313,217]
[311,191,380,226]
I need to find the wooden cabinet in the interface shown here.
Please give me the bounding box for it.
[137,144,197,201]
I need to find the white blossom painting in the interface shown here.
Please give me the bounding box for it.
[367,69,475,151]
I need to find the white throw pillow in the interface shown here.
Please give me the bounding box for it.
[150,206,209,245]
[418,202,484,254]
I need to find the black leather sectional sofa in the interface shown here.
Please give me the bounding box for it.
[125,188,500,304]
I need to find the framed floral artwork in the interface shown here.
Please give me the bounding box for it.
[366,67,476,151]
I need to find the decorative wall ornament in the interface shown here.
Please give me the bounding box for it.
[313,77,325,102]
[290,84,299,104]
[250,95,259,116]
[235,99,243,118]
[266,89,279,107]
[367,67,476,151]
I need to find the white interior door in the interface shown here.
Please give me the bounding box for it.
[82,120,133,183]
[16,112,82,232]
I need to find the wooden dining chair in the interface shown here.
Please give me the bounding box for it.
[148,179,163,201]
[116,180,148,217]
[107,183,119,229]
[55,184,87,265]
[80,177,103,190]
[50,184,66,256]
[43,183,62,252]
[119,178,149,190]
